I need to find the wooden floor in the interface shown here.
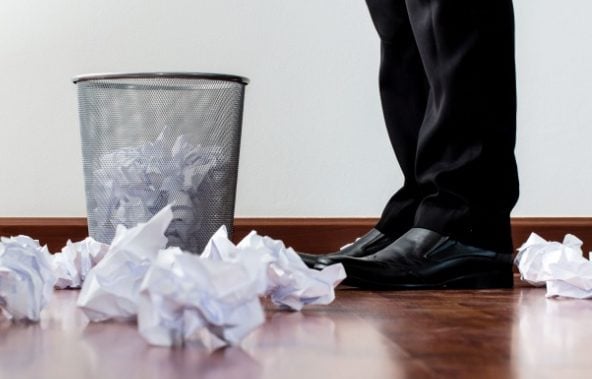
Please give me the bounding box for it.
[1,276,591,379]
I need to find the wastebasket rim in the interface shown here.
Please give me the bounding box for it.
[72,72,249,85]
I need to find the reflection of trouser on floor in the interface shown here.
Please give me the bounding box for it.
[368,0,519,255]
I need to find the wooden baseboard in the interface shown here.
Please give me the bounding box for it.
[236,218,592,256]
[1,217,591,254]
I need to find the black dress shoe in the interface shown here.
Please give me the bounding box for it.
[339,228,514,290]
[298,228,399,269]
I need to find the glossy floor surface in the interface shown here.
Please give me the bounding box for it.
[1,276,590,379]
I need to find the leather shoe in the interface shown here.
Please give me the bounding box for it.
[298,228,399,269]
[338,228,514,290]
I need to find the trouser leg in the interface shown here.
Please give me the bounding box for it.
[405,0,519,254]
[365,0,429,237]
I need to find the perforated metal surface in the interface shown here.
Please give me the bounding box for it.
[75,74,247,253]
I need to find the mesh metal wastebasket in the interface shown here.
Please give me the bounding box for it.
[73,72,248,254]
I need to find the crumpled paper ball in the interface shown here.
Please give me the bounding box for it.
[201,227,346,310]
[77,205,173,321]
[515,233,585,286]
[236,230,346,310]
[137,227,346,347]
[515,232,592,299]
[0,236,56,321]
[52,237,110,289]
[138,247,265,347]
[136,225,345,347]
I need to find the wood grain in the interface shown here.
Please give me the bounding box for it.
[0,217,591,254]
[1,277,590,379]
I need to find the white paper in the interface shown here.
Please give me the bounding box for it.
[206,227,346,311]
[251,232,345,310]
[89,129,225,253]
[546,280,592,299]
[77,205,173,321]
[0,236,56,321]
[137,226,345,347]
[515,232,592,299]
[138,247,265,347]
[51,237,110,289]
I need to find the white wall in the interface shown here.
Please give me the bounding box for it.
[0,0,590,217]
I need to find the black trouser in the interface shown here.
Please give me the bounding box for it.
[368,0,519,254]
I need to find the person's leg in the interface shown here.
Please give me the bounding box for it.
[336,0,519,289]
[368,0,429,239]
[299,0,429,268]
[406,0,519,255]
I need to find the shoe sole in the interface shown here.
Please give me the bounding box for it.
[342,270,513,290]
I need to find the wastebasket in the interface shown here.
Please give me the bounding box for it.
[73,72,248,254]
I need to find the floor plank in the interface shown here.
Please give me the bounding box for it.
[1,276,591,379]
